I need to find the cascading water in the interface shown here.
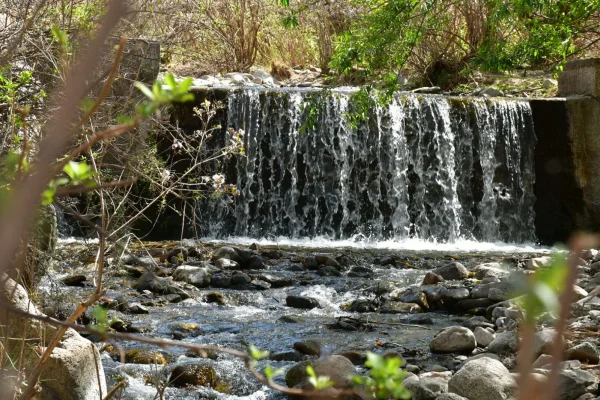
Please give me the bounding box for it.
[199,88,537,244]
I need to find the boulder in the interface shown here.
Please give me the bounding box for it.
[212,246,252,266]
[286,295,320,309]
[211,273,232,288]
[169,365,218,388]
[215,258,239,270]
[448,357,515,400]
[0,274,106,400]
[486,330,518,355]
[285,355,356,388]
[294,340,322,357]
[473,263,509,280]
[423,272,445,285]
[433,262,469,281]
[566,342,599,364]
[404,373,450,400]
[429,327,476,353]
[474,327,495,348]
[270,350,305,362]
[558,369,597,400]
[173,265,213,288]
[135,271,191,299]
[440,288,470,302]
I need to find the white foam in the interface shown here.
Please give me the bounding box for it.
[201,235,553,254]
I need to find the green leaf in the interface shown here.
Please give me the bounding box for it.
[134,82,155,100]
[248,345,269,360]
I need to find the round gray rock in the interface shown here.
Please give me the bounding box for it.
[448,357,515,400]
[430,326,476,353]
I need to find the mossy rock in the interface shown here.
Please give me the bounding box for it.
[169,365,221,389]
[124,349,167,365]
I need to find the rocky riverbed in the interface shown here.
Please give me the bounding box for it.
[38,239,600,399]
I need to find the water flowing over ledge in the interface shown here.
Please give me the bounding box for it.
[197,88,537,246]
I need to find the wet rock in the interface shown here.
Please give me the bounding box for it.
[423,272,445,285]
[134,271,191,299]
[423,286,445,304]
[125,349,167,365]
[412,86,442,94]
[251,279,271,290]
[173,265,213,288]
[486,330,518,355]
[566,342,599,364]
[185,348,219,360]
[338,351,367,365]
[215,258,239,270]
[429,327,476,353]
[400,314,434,324]
[260,249,283,259]
[127,303,149,314]
[328,318,374,331]
[205,291,226,305]
[169,322,202,338]
[558,369,597,400]
[448,357,515,400]
[212,246,252,265]
[231,272,251,285]
[286,295,320,309]
[381,301,422,314]
[303,256,319,270]
[163,293,183,303]
[441,288,470,302]
[169,365,218,388]
[474,327,495,348]
[167,247,189,263]
[280,315,304,323]
[61,274,86,286]
[294,340,322,357]
[393,288,429,310]
[317,265,342,277]
[455,298,495,313]
[404,373,449,400]
[271,350,305,362]
[211,273,232,288]
[348,298,377,312]
[348,266,374,278]
[246,255,267,269]
[374,255,396,266]
[433,262,469,281]
[315,254,342,269]
[258,274,293,288]
[285,355,356,388]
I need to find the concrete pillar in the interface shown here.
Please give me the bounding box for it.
[559,58,600,231]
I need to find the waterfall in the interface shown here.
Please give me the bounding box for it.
[199,88,537,244]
